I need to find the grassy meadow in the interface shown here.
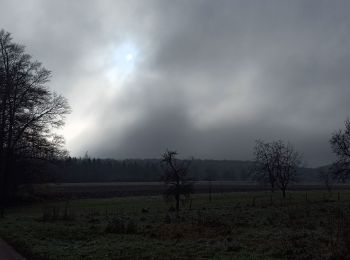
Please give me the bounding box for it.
[1,190,350,259]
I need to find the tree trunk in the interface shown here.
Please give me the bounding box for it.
[0,158,8,218]
[0,150,15,217]
[282,188,286,198]
[175,179,180,218]
[0,179,4,218]
[175,193,179,217]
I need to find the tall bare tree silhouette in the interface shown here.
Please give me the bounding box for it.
[0,29,70,216]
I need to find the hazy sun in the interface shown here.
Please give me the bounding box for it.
[105,41,139,82]
[126,53,134,62]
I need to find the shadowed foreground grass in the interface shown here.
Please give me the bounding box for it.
[1,191,350,259]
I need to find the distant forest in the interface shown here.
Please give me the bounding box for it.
[35,157,326,183]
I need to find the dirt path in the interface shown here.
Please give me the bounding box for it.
[0,239,26,260]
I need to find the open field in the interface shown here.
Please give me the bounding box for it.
[19,181,350,200]
[2,190,350,259]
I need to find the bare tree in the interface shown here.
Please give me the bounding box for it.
[253,140,301,198]
[319,169,333,193]
[161,150,194,216]
[253,140,277,192]
[330,119,350,182]
[0,29,70,216]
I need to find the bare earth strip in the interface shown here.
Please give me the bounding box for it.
[0,239,26,260]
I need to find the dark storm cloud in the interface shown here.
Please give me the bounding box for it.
[1,0,350,166]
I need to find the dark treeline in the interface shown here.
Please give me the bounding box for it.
[42,157,323,183]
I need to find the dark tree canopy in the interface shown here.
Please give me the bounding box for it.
[0,29,70,213]
[253,140,301,198]
[330,119,350,182]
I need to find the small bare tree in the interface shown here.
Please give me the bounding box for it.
[161,150,194,216]
[330,119,350,182]
[253,140,301,198]
[319,169,333,194]
[253,140,277,192]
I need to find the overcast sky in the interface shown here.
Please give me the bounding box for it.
[1,0,350,166]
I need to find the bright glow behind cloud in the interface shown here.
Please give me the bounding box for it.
[105,41,139,82]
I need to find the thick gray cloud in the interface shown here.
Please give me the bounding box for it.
[1,0,350,166]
